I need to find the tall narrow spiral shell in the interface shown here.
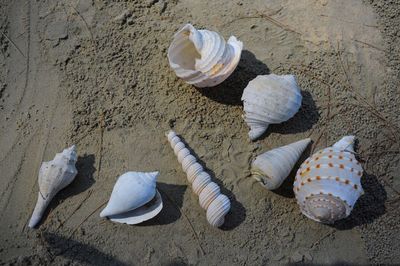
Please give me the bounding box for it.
[166,130,231,227]
[293,136,364,224]
[241,74,302,140]
[167,24,243,88]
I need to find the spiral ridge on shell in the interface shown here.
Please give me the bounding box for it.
[166,130,231,227]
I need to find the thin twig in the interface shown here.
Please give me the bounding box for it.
[353,39,385,52]
[158,188,206,255]
[68,200,107,238]
[310,230,335,249]
[1,31,26,57]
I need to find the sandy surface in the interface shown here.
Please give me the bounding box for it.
[0,0,399,265]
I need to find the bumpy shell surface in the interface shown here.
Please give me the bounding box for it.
[166,130,230,227]
[168,24,243,88]
[100,171,162,225]
[293,136,364,224]
[241,74,302,140]
[252,138,311,190]
[29,145,78,228]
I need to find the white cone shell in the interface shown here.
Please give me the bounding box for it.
[29,145,78,228]
[294,136,364,224]
[100,171,159,218]
[252,138,311,190]
[241,74,302,140]
[166,130,230,227]
[167,24,243,88]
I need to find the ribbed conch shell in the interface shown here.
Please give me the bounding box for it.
[166,130,231,227]
[29,145,78,228]
[294,136,364,224]
[167,23,243,88]
[251,138,311,190]
[100,171,163,225]
[241,74,302,140]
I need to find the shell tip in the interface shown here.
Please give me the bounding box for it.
[333,136,356,152]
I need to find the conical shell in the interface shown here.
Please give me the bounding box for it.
[166,130,230,227]
[100,171,158,218]
[241,74,302,140]
[251,138,311,190]
[29,145,78,228]
[167,24,243,88]
[206,194,231,227]
[293,136,364,224]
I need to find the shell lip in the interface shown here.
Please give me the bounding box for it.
[107,190,163,225]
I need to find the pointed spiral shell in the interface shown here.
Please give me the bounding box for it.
[293,136,364,224]
[166,130,231,227]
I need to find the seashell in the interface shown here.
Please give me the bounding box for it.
[206,194,231,227]
[166,130,230,227]
[100,171,163,225]
[251,138,311,190]
[167,24,243,88]
[29,145,78,228]
[241,74,302,140]
[293,136,364,224]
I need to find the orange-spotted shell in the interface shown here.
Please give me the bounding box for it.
[293,136,364,224]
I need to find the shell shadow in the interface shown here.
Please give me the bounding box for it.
[42,232,128,265]
[175,134,246,230]
[137,182,187,226]
[36,154,96,227]
[271,140,314,198]
[195,49,270,105]
[331,172,387,230]
[257,90,320,141]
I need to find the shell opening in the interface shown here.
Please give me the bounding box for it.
[169,28,201,71]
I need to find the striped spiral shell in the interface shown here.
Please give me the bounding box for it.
[166,130,231,227]
[293,136,364,224]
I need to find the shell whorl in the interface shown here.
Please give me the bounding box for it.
[293,136,364,224]
[166,130,231,227]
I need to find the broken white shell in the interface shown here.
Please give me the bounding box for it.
[294,136,364,224]
[29,145,78,228]
[166,130,231,227]
[100,171,163,224]
[252,138,311,190]
[241,74,302,140]
[168,24,243,88]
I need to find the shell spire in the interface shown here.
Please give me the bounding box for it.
[166,130,230,227]
[29,145,78,228]
[294,136,364,223]
[251,138,311,190]
[241,74,302,140]
[167,24,243,88]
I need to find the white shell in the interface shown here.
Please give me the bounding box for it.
[241,74,302,140]
[100,171,163,224]
[252,138,311,190]
[294,136,364,224]
[167,24,243,88]
[206,194,231,227]
[166,130,230,227]
[29,145,78,228]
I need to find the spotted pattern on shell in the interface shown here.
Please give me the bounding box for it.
[293,136,364,224]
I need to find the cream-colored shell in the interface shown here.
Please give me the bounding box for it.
[241,74,302,140]
[100,171,163,225]
[252,138,311,190]
[29,145,78,228]
[167,24,243,88]
[166,130,231,227]
[293,136,364,224]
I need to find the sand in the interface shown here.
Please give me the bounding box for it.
[0,0,399,264]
